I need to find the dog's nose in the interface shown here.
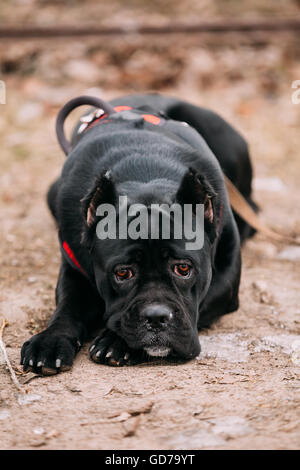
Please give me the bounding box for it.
[141,304,173,328]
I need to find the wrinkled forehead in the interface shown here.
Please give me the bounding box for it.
[93,203,205,266]
[93,237,202,271]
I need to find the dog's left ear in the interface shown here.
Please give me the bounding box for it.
[176,167,216,223]
[81,170,116,246]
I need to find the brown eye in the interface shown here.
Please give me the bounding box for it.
[115,267,134,281]
[173,264,191,277]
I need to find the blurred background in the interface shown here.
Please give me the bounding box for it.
[0,0,300,450]
[1,0,300,182]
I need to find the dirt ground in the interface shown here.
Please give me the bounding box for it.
[0,0,300,451]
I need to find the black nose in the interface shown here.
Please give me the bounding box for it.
[141,304,173,328]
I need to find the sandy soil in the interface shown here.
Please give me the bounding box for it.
[0,3,300,449]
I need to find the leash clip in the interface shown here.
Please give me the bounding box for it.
[77,108,105,134]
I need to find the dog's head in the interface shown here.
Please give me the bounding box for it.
[81,168,218,360]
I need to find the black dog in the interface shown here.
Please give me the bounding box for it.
[21,94,257,375]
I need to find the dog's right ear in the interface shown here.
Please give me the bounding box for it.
[81,170,116,247]
[176,167,218,243]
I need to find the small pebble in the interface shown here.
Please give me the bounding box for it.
[291,340,300,365]
[33,427,45,435]
[18,393,41,406]
[0,409,10,420]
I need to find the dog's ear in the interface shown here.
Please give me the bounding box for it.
[81,170,116,246]
[176,167,216,223]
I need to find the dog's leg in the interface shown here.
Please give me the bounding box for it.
[21,261,103,375]
[198,220,241,328]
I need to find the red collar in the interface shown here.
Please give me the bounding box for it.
[62,240,88,277]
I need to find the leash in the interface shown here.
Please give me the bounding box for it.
[56,95,116,156]
[56,95,300,247]
[224,175,300,245]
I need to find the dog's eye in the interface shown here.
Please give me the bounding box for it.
[173,264,192,277]
[115,267,134,281]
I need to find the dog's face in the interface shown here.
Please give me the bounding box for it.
[82,168,217,359]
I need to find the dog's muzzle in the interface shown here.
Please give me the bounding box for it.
[139,303,173,357]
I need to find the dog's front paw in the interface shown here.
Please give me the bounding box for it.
[21,330,80,375]
[89,330,142,367]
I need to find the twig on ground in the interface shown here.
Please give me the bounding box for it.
[0,317,24,393]
[123,414,142,438]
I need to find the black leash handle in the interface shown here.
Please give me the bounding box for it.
[56,95,115,156]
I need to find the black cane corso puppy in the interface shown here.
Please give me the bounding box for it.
[21,93,257,375]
